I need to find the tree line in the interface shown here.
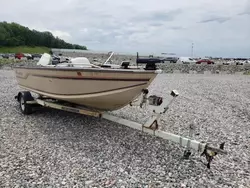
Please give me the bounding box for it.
[0,21,87,50]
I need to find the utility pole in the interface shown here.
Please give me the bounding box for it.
[191,42,194,58]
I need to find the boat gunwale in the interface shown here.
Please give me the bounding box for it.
[16,74,151,81]
[13,65,159,74]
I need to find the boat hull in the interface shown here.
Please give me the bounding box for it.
[14,67,158,111]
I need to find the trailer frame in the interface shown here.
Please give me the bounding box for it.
[15,89,227,169]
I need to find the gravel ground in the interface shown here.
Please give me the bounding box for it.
[0,70,250,187]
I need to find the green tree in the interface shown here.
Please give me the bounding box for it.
[0,21,87,50]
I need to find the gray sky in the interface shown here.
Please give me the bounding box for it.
[1,0,250,57]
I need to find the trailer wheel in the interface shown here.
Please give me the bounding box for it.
[19,92,33,115]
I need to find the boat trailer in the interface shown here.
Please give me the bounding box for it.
[15,89,227,169]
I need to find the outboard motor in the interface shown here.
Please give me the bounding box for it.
[136,52,163,70]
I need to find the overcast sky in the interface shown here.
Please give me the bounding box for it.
[1,0,250,57]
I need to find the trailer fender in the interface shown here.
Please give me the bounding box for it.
[15,91,33,102]
[16,91,34,115]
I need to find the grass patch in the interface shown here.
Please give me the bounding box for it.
[0,46,50,54]
[243,71,250,75]
[0,58,22,66]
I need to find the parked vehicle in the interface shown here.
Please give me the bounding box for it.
[9,54,15,58]
[176,57,196,64]
[163,57,178,63]
[235,61,246,65]
[15,53,25,59]
[24,53,33,60]
[196,59,215,64]
[2,54,10,59]
[223,60,234,65]
[15,53,33,60]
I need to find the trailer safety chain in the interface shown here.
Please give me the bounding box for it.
[201,142,225,169]
[140,89,149,108]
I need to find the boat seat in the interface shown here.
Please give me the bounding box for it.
[121,61,130,69]
[70,57,93,68]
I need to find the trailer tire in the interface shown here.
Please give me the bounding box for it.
[19,92,33,115]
